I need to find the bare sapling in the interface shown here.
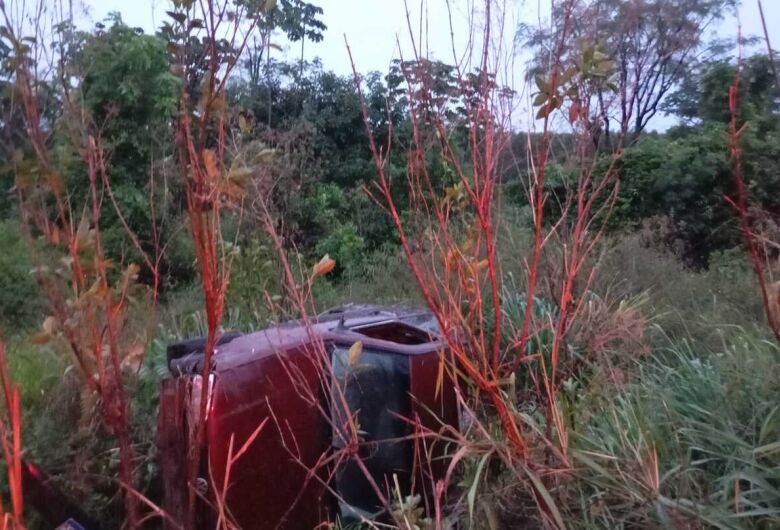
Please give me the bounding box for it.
[727,10,780,344]
[0,2,165,526]
[345,0,628,526]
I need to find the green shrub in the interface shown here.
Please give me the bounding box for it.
[0,220,40,330]
[315,222,366,275]
[226,238,282,327]
[6,338,64,409]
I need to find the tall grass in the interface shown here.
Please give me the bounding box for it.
[570,327,780,528]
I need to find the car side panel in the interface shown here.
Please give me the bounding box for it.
[408,350,459,509]
[206,343,332,529]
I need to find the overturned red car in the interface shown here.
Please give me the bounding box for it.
[158,304,459,529]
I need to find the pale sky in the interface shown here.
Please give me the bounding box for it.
[72,0,779,130]
[73,0,505,75]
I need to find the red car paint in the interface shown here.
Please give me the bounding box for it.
[158,305,458,529]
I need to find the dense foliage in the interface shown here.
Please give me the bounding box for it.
[3,15,774,296]
[0,0,779,528]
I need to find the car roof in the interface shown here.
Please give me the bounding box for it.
[167,304,443,375]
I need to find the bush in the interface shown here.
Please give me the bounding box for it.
[613,128,735,265]
[314,244,421,309]
[226,238,282,327]
[315,222,366,275]
[0,220,40,330]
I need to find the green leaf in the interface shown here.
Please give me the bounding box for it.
[166,11,187,24]
[754,441,780,457]
[520,463,565,530]
[467,453,490,523]
[758,405,779,445]
[560,65,577,84]
[254,148,279,163]
[534,75,549,94]
[583,46,594,65]
[532,92,548,106]
[238,114,250,134]
[226,167,253,186]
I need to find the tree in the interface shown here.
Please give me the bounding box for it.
[81,17,179,161]
[229,59,399,252]
[75,17,181,282]
[251,0,326,125]
[665,54,780,124]
[613,54,780,264]
[519,0,735,139]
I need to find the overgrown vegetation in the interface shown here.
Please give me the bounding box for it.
[0,0,777,528]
